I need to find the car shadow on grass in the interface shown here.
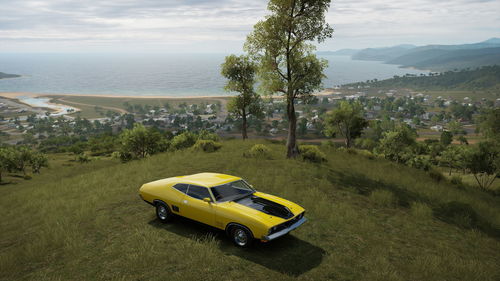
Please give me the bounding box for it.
[148,217,325,277]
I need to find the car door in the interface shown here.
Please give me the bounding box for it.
[169,183,189,215]
[181,185,216,227]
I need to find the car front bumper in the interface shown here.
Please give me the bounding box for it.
[262,216,307,241]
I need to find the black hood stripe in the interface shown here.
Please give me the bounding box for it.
[234,195,294,219]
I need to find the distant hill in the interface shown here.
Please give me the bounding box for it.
[388,47,500,71]
[344,65,500,91]
[352,45,417,61]
[321,38,500,71]
[0,72,20,79]
[317,49,359,56]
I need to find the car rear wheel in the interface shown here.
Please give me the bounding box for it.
[155,203,172,222]
[230,225,253,247]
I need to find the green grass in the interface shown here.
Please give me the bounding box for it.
[423,90,497,101]
[1,140,500,280]
[48,95,227,111]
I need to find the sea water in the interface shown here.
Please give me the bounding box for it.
[0,53,428,97]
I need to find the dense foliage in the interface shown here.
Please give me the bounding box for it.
[345,65,500,91]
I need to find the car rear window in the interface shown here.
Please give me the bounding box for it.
[187,185,211,200]
[173,183,189,194]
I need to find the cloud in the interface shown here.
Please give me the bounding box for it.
[0,0,498,52]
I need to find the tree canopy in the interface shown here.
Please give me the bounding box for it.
[221,55,263,139]
[324,101,368,147]
[245,0,333,157]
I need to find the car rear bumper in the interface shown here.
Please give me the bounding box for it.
[262,216,307,241]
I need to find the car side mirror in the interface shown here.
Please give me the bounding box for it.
[203,197,212,203]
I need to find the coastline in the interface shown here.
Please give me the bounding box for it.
[0,89,337,100]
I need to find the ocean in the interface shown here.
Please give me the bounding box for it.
[0,53,428,96]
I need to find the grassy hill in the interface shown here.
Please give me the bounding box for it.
[1,140,500,280]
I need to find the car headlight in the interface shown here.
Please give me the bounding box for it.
[268,226,277,234]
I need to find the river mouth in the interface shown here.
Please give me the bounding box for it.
[16,96,78,116]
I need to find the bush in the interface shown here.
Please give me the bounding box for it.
[369,189,397,207]
[357,149,375,160]
[77,153,91,164]
[299,145,327,163]
[198,130,220,141]
[406,155,431,171]
[171,132,198,151]
[118,151,133,162]
[410,202,433,220]
[244,144,272,159]
[192,140,222,153]
[428,168,445,182]
[450,175,463,186]
[436,201,478,229]
[355,138,377,151]
[321,140,336,148]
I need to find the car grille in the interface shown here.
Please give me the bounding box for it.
[269,212,304,235]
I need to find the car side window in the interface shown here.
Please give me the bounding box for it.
[187,185,211,200]
[173,183,189,194]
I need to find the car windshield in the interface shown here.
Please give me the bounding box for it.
[211,180,255,202]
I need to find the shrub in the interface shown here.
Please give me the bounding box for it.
[410,202,433,220]
[192,140,222,153]
[299,145,327,163]
[244,144,272,159]
[406,155,431,171]
[357,149,375,160]
[346,148,358,154]
[118,151,133,162]
[321,140,336,148]
[77,153,91,164]
[355,138,377,151]
[119,124,164,158]
[450,175,463,186]
[428,168,445,182]
[198,130,220,141]
[171,131,198,151]
[111,151,121,159]
[436,201,478,229]
[369,189,397,207]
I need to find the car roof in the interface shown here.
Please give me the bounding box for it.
[175,173,241,188]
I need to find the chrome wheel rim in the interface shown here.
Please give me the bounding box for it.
[157,205,167,220]
[234,229,248,246]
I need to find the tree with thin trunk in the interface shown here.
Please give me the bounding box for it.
[465,141,499,190]
[221,55,263,139]
[245,0,333,157]
[0,147,14,183]
[324,101,368,148]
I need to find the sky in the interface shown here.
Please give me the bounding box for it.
[0,0,499,53]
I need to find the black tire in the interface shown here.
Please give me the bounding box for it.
[155,202,172,223]
[230,225,253,247]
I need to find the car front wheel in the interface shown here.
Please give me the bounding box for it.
[155,203,172,222]
[230,225,253,247]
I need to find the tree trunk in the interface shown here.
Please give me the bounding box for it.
[242,109,248,140]
[345,137,351,148]
[286,100,299,158]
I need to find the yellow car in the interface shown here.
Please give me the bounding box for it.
[139,173,306,247]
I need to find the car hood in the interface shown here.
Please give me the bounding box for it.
[220,191,305,225]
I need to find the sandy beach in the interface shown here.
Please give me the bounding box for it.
[0,88,337,100]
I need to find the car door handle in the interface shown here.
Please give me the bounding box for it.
[183,200,188,204]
